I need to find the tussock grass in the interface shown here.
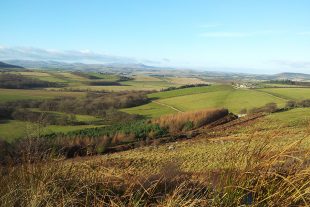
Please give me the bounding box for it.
[0,135,309,206]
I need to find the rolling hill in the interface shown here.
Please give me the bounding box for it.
[0,61,24,69]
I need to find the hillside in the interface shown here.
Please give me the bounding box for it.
[1,107,309,206]
[122,85,298,117]
[1,70,310,206]
[0,61,24,69]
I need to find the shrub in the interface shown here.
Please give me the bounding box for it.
[286,100,297,108]
[298,99,310,107]
[249,102,279,114]
[264,102,278,113]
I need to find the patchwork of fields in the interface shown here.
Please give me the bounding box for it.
[2,70,310,140]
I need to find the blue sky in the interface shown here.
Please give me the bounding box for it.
[1,0,310,73]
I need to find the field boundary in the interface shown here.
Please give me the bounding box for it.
[152,100,183,112]
[252,89,289,101]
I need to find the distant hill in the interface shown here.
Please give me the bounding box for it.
[4,60,158,72]
[0,61,24,69]
[3,60,310,81]
[272,72,310,81]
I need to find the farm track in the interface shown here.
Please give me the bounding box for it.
[252,89,289,101]
[152,100,183,112]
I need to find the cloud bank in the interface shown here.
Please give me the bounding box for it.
[0,46,138,64]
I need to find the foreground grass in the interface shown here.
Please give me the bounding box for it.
[1,112,309,206]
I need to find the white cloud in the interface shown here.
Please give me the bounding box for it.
[0,46,138,64]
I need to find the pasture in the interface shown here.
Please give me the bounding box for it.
[257,88,310,100]
[0,120,103,141]
[123,85,297,117]
[0,89,85,102]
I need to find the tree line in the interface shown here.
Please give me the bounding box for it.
[0,73,64,89]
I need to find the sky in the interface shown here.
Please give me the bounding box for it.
[1,0,310,74]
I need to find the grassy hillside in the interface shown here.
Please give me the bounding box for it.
[123,85,291,117]
[2,108,308,206]
[88,108,310,173]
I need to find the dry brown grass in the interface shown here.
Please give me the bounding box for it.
[0,135,309,206]
[153,108,228,133]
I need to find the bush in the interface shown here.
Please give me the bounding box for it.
[39,91,150,116]
[249,102,278,114]
[286,100,297,108]
[264,102,278,113]
[298,99,310,107]
[12,109,78,125]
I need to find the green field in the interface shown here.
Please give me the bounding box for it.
[257,88,310,100]
[121,102,177,118]
[0,89,85,102]
[268,108,310,127]
[0,120,103,141]
[70,79,179,91]
[148,85,229,99]
[123,85,305,117]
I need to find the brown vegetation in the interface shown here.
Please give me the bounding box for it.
[249,102,279,114]
[0,136,309,206]
[153,108,229,133]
